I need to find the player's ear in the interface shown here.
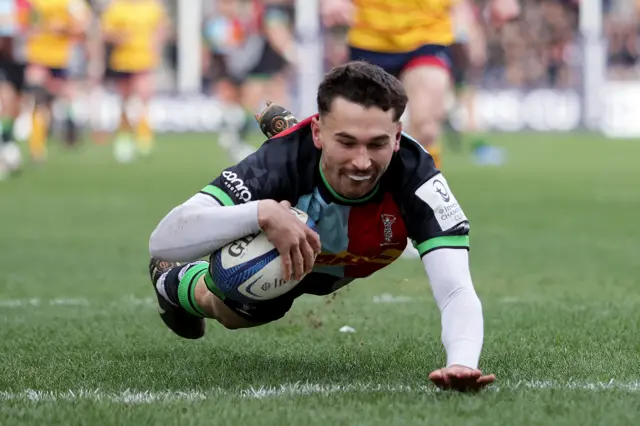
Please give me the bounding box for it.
[394,122,402,151]
[311,116,322,149]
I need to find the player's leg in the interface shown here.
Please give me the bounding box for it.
[112,73,136,163]
[59,44,87,148]
[149,258,280,337]
[399,48,453,169]
[0,59,25,178]
[25,65,55,162]
[443,41,468,153]
[132,71,154,155]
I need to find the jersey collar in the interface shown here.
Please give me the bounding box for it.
[317,160,380,205]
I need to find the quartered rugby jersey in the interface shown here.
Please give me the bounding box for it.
[200,116,469,295]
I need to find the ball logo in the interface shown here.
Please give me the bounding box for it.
[227,234,257,257]
[433,179,450,202]
[222,170,252,202]
[260,277,288,292]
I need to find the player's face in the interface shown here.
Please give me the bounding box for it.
[312,97,401,199]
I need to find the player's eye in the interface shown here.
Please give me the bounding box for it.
[368,141,387,149]
[338,140,355,148]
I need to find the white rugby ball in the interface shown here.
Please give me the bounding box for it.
[210,207,317,303]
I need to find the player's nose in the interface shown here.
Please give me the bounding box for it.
[350,146,372,171]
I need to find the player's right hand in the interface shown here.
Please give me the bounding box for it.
[258,200,321,281]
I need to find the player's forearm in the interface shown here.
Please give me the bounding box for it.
[422,249,484,368]
[149,193,261,262]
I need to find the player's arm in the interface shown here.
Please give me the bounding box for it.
[398,141,490,391]
[149,131,321,279]
[148,193,262,262]
[261,1,296,65]
[67,0,91,39]
[148,139,292,263]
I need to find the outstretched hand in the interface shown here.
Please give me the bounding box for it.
[428,365,495,392]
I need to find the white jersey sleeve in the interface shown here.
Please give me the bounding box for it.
[149,193,261,262]
[421,248,484,369]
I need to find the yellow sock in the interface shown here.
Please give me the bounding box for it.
[29,108,48,162]
[136,110,153,154]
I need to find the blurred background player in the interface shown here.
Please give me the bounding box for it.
[0,0,28,180]
[100,0,169,163]
[444,0,487,153]
[202,0,254,162]
[202,0,297,163]
[24,0,90,163]
[321,0,520,169]
[241,0,296,121]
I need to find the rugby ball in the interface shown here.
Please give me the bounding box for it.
[210,207,318,303]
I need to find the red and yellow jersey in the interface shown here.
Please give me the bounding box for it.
[25,0,89,67]
[100,0,167,72]
[348,0,456,53]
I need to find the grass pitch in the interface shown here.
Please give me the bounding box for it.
[1,132,639,425]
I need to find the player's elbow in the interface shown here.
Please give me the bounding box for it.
[149,225,170,259]
[148,206,183,259]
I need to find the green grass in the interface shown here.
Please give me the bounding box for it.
[1,132,639,425]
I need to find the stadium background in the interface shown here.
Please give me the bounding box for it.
[1,1,640,424]
[14,0,639,137]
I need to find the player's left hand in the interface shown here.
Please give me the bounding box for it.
[428,365,495,392]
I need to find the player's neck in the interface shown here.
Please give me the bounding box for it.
[318,162,379,205]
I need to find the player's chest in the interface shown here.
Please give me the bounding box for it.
[297,191,408,276]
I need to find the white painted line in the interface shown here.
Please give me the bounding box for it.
[240,380,640,398]
[0,296,153,309]
[372,293,414,303]
[0,389,209,404]
[1,380,639,404]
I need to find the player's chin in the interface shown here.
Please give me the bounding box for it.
[339,178,377,199]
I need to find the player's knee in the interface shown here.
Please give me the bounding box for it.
[216,316,243,330]
[210,296,254,330]
[215,312,251,330]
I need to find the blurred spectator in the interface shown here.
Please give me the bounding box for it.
[604,0,639,79]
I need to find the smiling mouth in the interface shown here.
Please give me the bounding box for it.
[346,174,372,182]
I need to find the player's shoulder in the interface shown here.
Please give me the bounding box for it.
[207,116,319,205]
[388,132,439,182]
[256,114,318,164]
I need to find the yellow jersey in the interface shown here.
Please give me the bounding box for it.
[348,0,456,53]
[101,0,167,72]
[26,0,89,68]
